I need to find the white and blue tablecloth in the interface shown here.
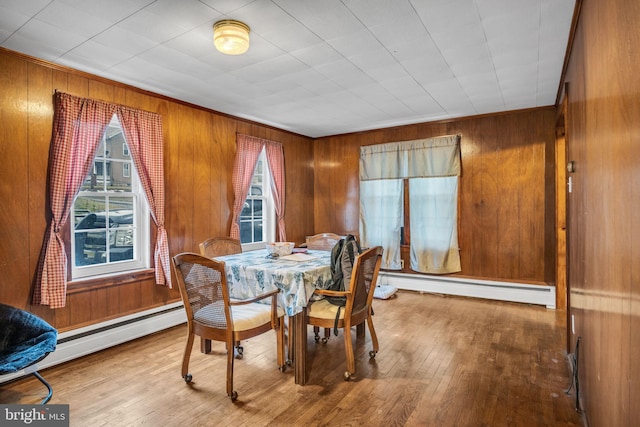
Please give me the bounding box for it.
[215,249,333,316]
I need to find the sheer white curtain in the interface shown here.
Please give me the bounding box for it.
[359,135,461,274]
[409,177,460,273]
[359,179,402,269]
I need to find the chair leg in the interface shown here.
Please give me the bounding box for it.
[32,371,52,405]
[367,315,379,356]
[226,339,237,401]
[182,333,195,383]
[343,326,355,380]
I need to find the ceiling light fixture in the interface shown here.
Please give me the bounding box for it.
[213,20,250,55]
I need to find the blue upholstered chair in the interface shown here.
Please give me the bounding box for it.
[0,303,58,404]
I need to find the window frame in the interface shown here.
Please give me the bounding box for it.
[240,149,276,251]
[69,115,151,280]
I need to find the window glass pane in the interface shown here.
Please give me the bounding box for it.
[71,115,149,277]
[240,156,266,244]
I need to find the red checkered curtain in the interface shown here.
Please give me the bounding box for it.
[34,92,169,308]
[264,140,286,241]
[230,134,286,241]
[34,92,115,308]
[117,108,171,288]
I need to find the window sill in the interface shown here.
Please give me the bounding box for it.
[67,268,155,294]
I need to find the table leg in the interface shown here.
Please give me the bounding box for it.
[201,337,211,354]
[356,323,365,338]
[292,311,308,385]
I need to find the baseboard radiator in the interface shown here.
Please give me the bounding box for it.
[0,302,186,385]
[379,272,556,309]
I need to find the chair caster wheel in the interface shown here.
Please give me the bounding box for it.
[286,359,292,366]
[343,371,351,381]
[314,335,320,342]
[279,365,287,372]
[369,350,377,358]
[184,374,192,383]
[229,391,238,401]
[236,345,244,357]
[321,337,328,344]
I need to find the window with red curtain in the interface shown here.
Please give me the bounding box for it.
[33,92,170,308]
[230,134,286,245]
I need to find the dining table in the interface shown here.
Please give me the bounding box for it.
[215,248,333,385]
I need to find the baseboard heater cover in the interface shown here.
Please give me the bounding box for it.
[379,272,556,309]
[0,302,186,384]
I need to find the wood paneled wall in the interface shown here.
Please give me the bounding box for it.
[313,109,557,284]
[0,48,314,331]
[561,0,640,425]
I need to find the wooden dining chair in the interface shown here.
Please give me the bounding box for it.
[305,232,344,341]
[305,233,342,251]
[198,236,243,354]
[172,252,286,401]
[199,236,242,258]
[306,246,383,381]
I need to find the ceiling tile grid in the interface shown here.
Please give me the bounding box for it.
[0,0,575,137]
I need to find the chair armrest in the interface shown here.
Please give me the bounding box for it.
[229,288,280,306]
[313,288,349,298]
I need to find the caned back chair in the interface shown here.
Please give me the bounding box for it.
[305,233,342,251]
[198,236,243,354]
[305,232,344,341]
[306,246,383,380]
[199,236,242,258]
[172,252,285,401]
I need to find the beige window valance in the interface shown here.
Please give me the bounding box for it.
[359,134,461,181]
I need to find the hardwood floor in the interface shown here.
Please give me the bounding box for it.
[0,291,586,426]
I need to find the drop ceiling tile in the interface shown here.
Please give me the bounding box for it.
[290,42,343,68]
[62,40,132,71]
[0,7,31,42]
[272,0,364,40]
[231,54,308,83]
[198,0,256,15]
[31,2,114,38]
[314,58,375,88]
[5,18,87,59]
[90,25,157,57]
[58,0,155,21]
[0,0,51,16]
[342,0,417,27]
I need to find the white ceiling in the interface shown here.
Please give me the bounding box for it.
[0,0,575,138]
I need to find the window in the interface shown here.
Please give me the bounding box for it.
[239,149,275,250]
[359,135,461,274]
[70,115,149,279]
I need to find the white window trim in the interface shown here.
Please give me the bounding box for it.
[71,116,150,279]
[242,149,275,251]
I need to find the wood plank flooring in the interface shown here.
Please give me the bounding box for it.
[0,291,586,426]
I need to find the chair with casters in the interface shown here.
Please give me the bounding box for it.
[199,236,244,355]
[172,252,286,401]
[306,246,383,381]
[199,236,242,258]
[305,232,345,342]
[305,233,342,251]
[0,303,58,404]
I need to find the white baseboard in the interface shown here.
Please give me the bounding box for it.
[379,272,556,309]
[0,302,186,384]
